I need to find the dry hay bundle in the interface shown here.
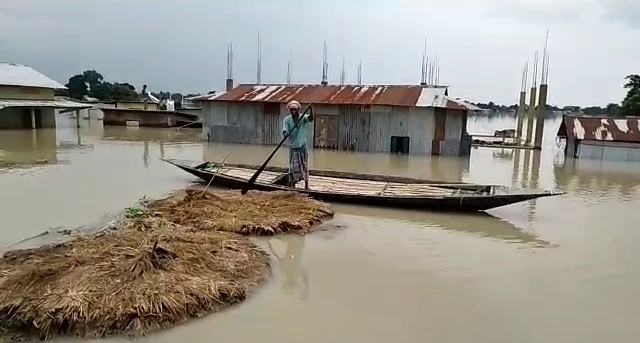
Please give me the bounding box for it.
[0,220,270,339]
[149,189,334,235]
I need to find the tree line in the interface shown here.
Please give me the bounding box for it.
[473,74,640,117]
[59,70,214,105]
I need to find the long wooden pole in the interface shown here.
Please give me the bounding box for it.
[201,152,231,196]
[241,103,313,195]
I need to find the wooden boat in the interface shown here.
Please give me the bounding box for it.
[162,159,564,212]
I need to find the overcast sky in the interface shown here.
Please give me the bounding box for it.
[1,0,638,106]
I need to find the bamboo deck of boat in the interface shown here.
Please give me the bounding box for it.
[219,167,463,197]
[161,159,563,212]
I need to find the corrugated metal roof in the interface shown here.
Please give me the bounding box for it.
[557,115,640,143]
[0,63,66,89]
[186,92,225,101]
[0,98,89,110]
[206,84,476,110]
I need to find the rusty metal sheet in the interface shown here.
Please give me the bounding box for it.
[557,115,640,143]
[209,84,474,110]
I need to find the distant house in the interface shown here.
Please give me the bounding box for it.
[178,93,213,120]
[0,63,88,129]
[557,115,640,162]
[200,84,480,156]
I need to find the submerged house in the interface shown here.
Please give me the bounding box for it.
[201,84,479,156]
[0,63,88,129]
[556,115,640,162]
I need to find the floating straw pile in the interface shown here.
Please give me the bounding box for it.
[0,189,334,340]
[149,189,334,235]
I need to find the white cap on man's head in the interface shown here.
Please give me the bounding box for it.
[286,100,301,110]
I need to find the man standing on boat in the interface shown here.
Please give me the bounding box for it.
[283,100,313,189]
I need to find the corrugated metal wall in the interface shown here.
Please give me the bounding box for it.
[369,106,392,152]
[368,106,434,154]
[205,102,262,144]
[577,140,640,162]
[339,105,370,151]
[440,109,464,156]
[565,139,578,158]
[204,101,463,156]
[408,107,434,155]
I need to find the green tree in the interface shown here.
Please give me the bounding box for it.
[65,70,140,102]
[107,83,140,101]
[606,103,621,116]
[66,74,89,99]
[621,74,640,116]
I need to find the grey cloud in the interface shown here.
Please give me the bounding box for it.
[598,0,640,28]
[486,0,596,24]
[0,0,636,106]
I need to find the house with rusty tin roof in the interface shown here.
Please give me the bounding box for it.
[0,63,89,129]
[557,114,640,162]
[200,84,480,156]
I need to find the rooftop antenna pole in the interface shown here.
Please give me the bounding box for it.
[421,37,427,85]
[425,56,430,86]
[434,56,438,85]
[321,41,328,85]
[286,51,292,84]
[521,60,529,92]
[227,42,233,80]
[340,58,346,85]
[531,51,539,89]
[429,57,435,86]
[256,31,262,84]
[541,28,549,84]
[357,59,362,85]
[225,42,234,91]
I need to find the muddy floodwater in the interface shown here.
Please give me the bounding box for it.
[2,115,640,342]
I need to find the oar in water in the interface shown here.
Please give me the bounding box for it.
[241,103,313,195]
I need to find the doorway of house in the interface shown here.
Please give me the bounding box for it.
[390,136,410,154]
[19,109,43,128]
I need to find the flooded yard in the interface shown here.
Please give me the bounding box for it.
[2,115,640,342]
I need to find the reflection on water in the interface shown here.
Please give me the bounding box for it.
[554,157,640,199]
[492,149,513,160]
[332,203,552,247]
[204,143,471,182]
[0,129,58,167]
[267,234,309,300]
[2,115,640,342]
[101,125,202,143]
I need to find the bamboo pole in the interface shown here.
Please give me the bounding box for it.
[201,152,231,196]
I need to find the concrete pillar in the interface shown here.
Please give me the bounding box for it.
[30,109,36,129]
[533,84,548,150]
[225,78,234,92]
[515,91,526,144]
[524,87,537,146]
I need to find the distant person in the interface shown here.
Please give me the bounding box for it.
[282,100,313,189]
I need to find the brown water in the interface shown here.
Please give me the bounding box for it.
[2,115,640,342]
